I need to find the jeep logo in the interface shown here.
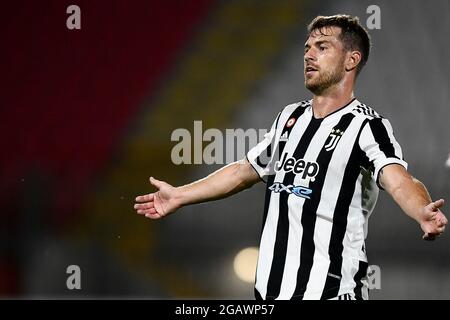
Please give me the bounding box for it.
[274,153,319,181]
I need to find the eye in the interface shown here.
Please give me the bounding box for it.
[319,45,327,51]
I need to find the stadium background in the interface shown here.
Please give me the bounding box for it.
[1,0,449,299]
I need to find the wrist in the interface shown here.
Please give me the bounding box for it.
[175,186,187,208]
[417,203,434,226]
[417,206,428,223]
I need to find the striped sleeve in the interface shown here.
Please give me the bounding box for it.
[246,112,281,181]
[359,117,408,188]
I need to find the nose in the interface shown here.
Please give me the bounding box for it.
[304,47,315,64]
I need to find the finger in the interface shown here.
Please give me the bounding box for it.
[423,233,437,241]
[423,230,444,240]
[136,209,146,215]
[435,218,446,228]
[135,194,154,203]
[149,176,163,189]
[145,211,163,220]
[137,208,157,216]
[427,225,446,234]
[134,202,154,210]
[431,199,445,211]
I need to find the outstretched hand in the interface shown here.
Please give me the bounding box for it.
[421,199,447,241]
[134,177,182,219]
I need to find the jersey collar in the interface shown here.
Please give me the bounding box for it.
[309,98,359,123]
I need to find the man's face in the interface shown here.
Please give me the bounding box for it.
[304,26,347,95]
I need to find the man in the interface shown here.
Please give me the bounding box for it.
[134,15,447,300]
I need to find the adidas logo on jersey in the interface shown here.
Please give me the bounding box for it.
[279,131,289,142]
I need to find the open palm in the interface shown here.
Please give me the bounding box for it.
[134,177,181,219]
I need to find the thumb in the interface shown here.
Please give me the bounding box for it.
[149,176,163,189]
[431,199,445,211]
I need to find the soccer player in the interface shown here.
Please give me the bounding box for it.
[134,15,447,300]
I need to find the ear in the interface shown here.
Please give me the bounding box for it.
[345,50,362,72]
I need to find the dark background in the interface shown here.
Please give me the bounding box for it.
[1,0,449,299]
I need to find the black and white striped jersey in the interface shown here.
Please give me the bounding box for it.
[247,98,407,300]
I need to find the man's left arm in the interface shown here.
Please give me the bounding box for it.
[379,164,448,241]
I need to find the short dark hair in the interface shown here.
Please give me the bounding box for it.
[307,15,371,75]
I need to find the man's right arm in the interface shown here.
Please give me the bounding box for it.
[134,158,261,219]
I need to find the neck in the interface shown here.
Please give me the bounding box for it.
[312,78,355,118]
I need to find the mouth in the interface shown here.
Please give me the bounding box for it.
[305,66,318,76]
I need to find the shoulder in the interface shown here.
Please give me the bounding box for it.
[280,99,312,116]
[273,99,311,128]
[354,102,400,140]
[351,100,383,120]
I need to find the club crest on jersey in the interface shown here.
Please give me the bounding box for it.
[274,152,319,181]
[324,128,344,151]
[269,182,312,199]
[286,117,296,128]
